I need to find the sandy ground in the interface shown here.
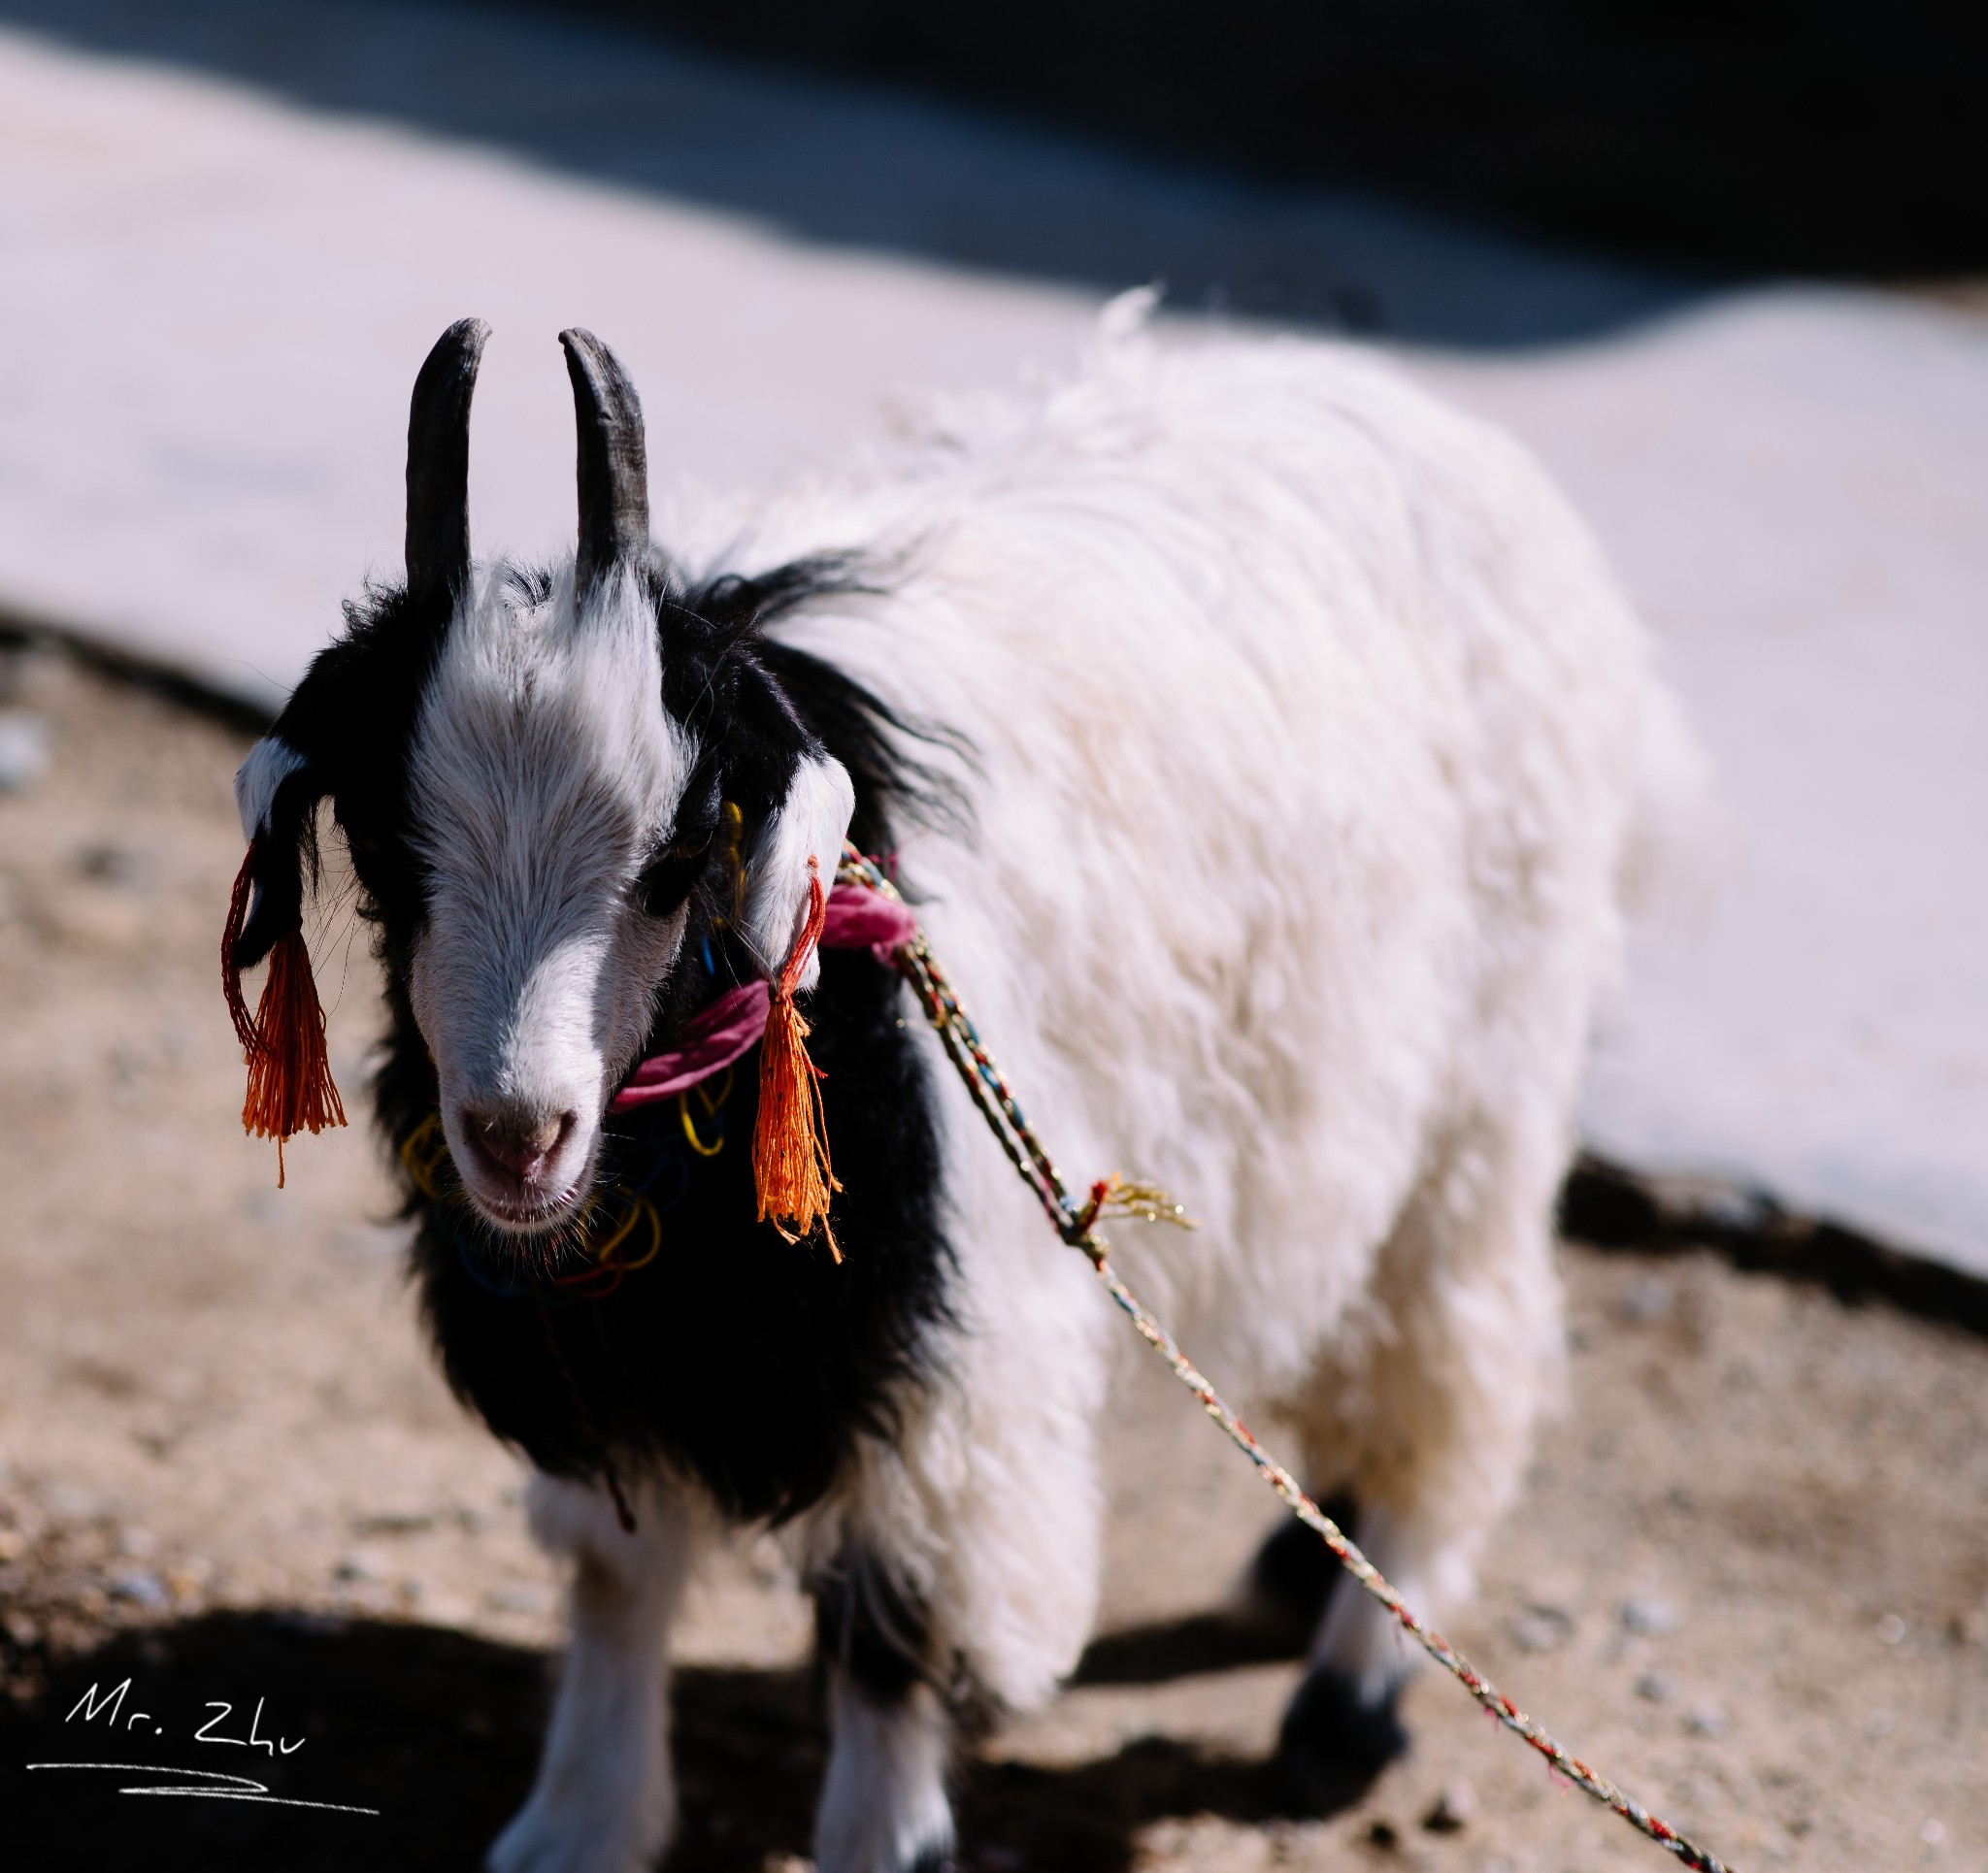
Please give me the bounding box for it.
[0,645,1983,1872]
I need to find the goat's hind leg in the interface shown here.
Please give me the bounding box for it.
[810,1545,957,1873]
[1276,1150,1561,1814]
[488,1473,695,1873]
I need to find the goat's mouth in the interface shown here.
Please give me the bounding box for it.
[448,1121,600,1238]
[467,1175,590,1235]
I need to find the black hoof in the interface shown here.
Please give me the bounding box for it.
[1275,1662,1409,1816]
[1244,1494,1357,1647]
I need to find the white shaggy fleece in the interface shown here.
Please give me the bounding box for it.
[661,302,1700,1711]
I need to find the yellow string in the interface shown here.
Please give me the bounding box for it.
[399,1112,450,1201]
[612,1195,663,1271]
[401,1117,665,1278]
[678,1068,733,1158]
[587,1190,645,1263]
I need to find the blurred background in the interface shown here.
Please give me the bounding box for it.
[0,5,1983,1869]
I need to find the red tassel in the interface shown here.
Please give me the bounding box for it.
[752,858,842,1259]
[223,844,347,1187]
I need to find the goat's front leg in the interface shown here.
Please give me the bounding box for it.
[489,1473,694,1873]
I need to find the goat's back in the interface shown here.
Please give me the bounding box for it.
[687,328,1683,1380]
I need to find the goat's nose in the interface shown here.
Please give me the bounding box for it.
[466,1106,575,1181]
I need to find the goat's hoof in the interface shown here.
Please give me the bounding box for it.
[815,1829,955,1873]
[1275,1663,1409,1816]
[487,1797,672,1873]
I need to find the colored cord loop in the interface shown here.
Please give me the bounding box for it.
[399,1068,730,1308]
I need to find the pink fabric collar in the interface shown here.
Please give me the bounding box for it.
[610,881,919,1111]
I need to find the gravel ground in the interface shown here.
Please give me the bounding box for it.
[0,644,1982,1872]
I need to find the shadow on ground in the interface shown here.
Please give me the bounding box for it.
[0,0,1712,348]
[0,1608,1301,1872]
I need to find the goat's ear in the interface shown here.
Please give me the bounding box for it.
[223,733,346,1176]
[229,736,318,969]
[739,750,855,991]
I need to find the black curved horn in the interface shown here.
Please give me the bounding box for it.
[405,317,490,610]
[560,327,649,603]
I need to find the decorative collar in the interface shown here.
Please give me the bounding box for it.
[611,880,918,1112]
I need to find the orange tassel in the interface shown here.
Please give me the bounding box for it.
[222,845,347,1187]
[752,858,842,1260]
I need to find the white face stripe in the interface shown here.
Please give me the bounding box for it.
[234,735,307,841]
[407,563,695,1210]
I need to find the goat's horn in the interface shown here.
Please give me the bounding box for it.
[404,317,490,610]
[560,327,649,603]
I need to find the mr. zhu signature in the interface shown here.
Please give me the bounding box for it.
[25,1676,380,1816]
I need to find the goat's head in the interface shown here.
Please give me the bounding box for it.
[228,320,853,1233]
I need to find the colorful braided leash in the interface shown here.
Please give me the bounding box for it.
[838,847,1732,1873]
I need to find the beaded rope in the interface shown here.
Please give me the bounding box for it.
[837,847,1733,1873]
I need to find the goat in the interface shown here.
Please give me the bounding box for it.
[226,306,1697,1873]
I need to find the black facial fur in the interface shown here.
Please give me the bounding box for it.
[409,929,953,1522]
[232,575,453,973]
[268,552,963,1527]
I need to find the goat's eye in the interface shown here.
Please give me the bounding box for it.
[633,828,713,919]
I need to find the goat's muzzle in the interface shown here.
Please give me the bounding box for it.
[456,1102,583,1226]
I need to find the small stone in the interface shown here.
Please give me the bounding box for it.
[1621,1597,1677,1637]
[1920,1819,1944,1847]
[278,1610,348,1637]
[1365,1818,1401,1851]
[354,1509,436,1536]
[75,841,146,886]
[411,1582,475,1626]
[1636,1672,1673,1703]
[336,1546,388,1583]
[3,1610,40,1647]
[0,710,51,792]
[117,1527,158,1559]
[0,1528,24,1562]
[1877,1613,1907,1645]
[110,1568,169,1608]
[1621,1275,1675,1323]
[339,1578,394,1614]
[1510,1604,1574,1653]
[490,1579,555,1615]
[1687,1704,1727,1737]
[43,1483,109,1522]
[1422,1779,1475,1832]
